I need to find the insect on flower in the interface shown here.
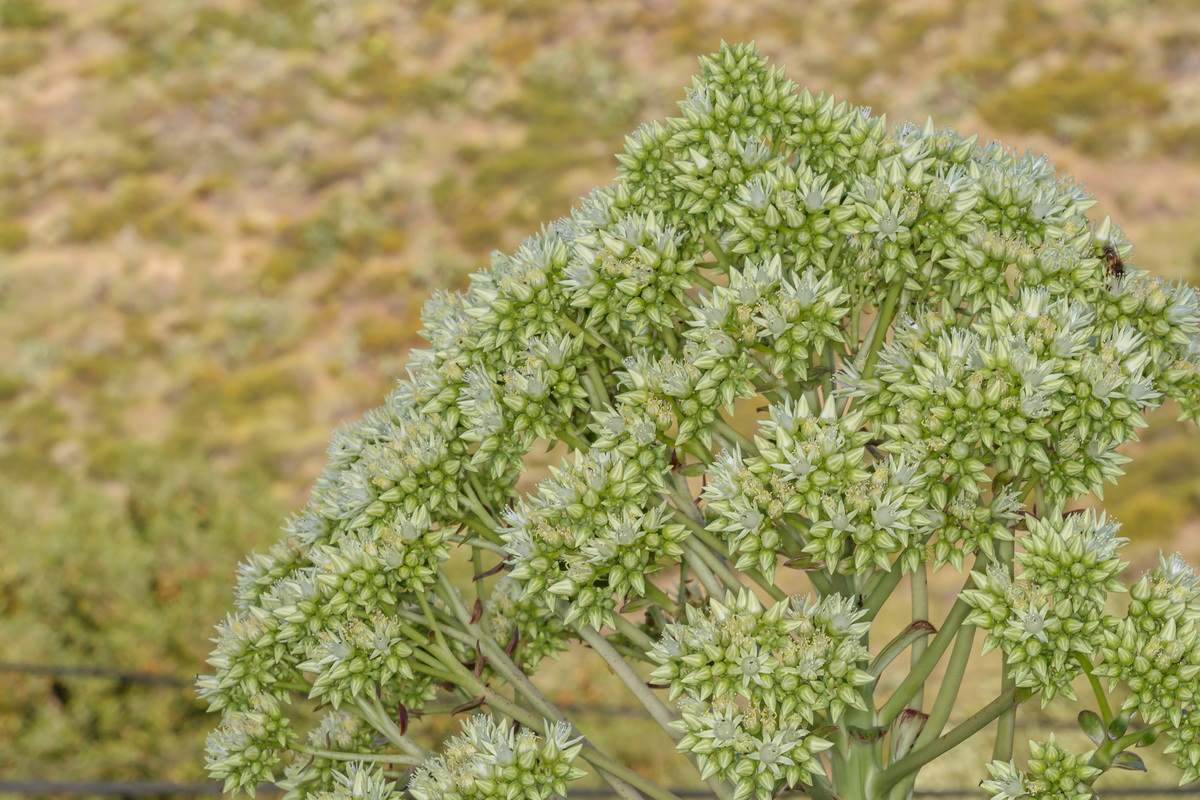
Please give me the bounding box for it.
[1101,244,1125,278]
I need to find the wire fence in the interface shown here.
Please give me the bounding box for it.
[1,661,1192,799]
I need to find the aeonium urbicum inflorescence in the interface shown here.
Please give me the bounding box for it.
[200,42,1200,800]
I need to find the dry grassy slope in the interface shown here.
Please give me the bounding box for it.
[3,0,1200,791]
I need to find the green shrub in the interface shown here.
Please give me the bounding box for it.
[65,178,208,245]
[0,31,45,73]
[0,218,29,252]
[0,446,286,782]
[978,64,1168,154]
[1157,121,1200,159]
[0,0,57,29]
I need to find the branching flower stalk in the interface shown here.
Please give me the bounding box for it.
[200,43,1200,800]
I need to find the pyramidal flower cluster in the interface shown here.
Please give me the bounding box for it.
[201,42,1200,800]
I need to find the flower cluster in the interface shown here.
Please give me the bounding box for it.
[407,716,586,800]
[501,444,685,630]
[1166,707,1200,785]
[198,39,1200,799]
[618,343,759,447]
[1098,552,1200,727]
[921,484,1024,572]
[484,575,571,672]
[674,694,833,800]
[1092,264,1200,423]
[844,287,1163,504]
[297,611,413,709]
[686,255,849,384]
[295,762,401,800]
[982,736,1100,800]
[204,693,296,795]
[720,164,859,265]
[650,591,872,721]
[962,512,1128,703]
[651,591,866,798]
[703,397,871,578]
[1018,512,1128,623]
[277,712,387,800]
[618,42,804,233]
[562,205,697,336]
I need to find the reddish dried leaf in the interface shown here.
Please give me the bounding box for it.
[451,695,486,715]
[472,562,506,582]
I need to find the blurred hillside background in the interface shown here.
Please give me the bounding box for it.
[4,0,1200,795]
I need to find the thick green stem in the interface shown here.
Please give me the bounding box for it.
[404,606,669,800]
[571,622,740,799]
[292,743,423,767]
[702,231,734,273]
[680,517,788,602]
[681,536,743,595]
[355,695,431,759]
[682,548,725,597]
[681,516,725,554]
[479,679,682,800]
[860,566,905,622]
[451,534,507,555]
[417,591,451,655]
[398,608,475,648]
[918,624,977,750]
[1077,653,1114,724]
[573,622,682,742]
[673,435,714,465]
[460,514,504,544]
[559,428,591,453]
[878,558,988,725]
[825,235,845,271]
[409,658,461,685]
[439,583,647,800]
[822,342,837,401]
[584,362,611,411]
[875,687,1033,795]
[992,537,1017,762]
[558,314,626,363]
[470,550,492,635]
[462,479,500,530]
[1085,721,1171,782]
[858,280,904,384]
[712,415,757,455]
[911,565,929,712]
[611,612,658,654]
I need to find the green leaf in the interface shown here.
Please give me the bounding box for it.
[868,620,937,677]
[1107,713,1130,741]
[1134,727,1160,748]
[1111,751,1146,771]
[810,724,840,742]
[679,463,708,476]
[1077,710,1105,746]
[783,553,826,571]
